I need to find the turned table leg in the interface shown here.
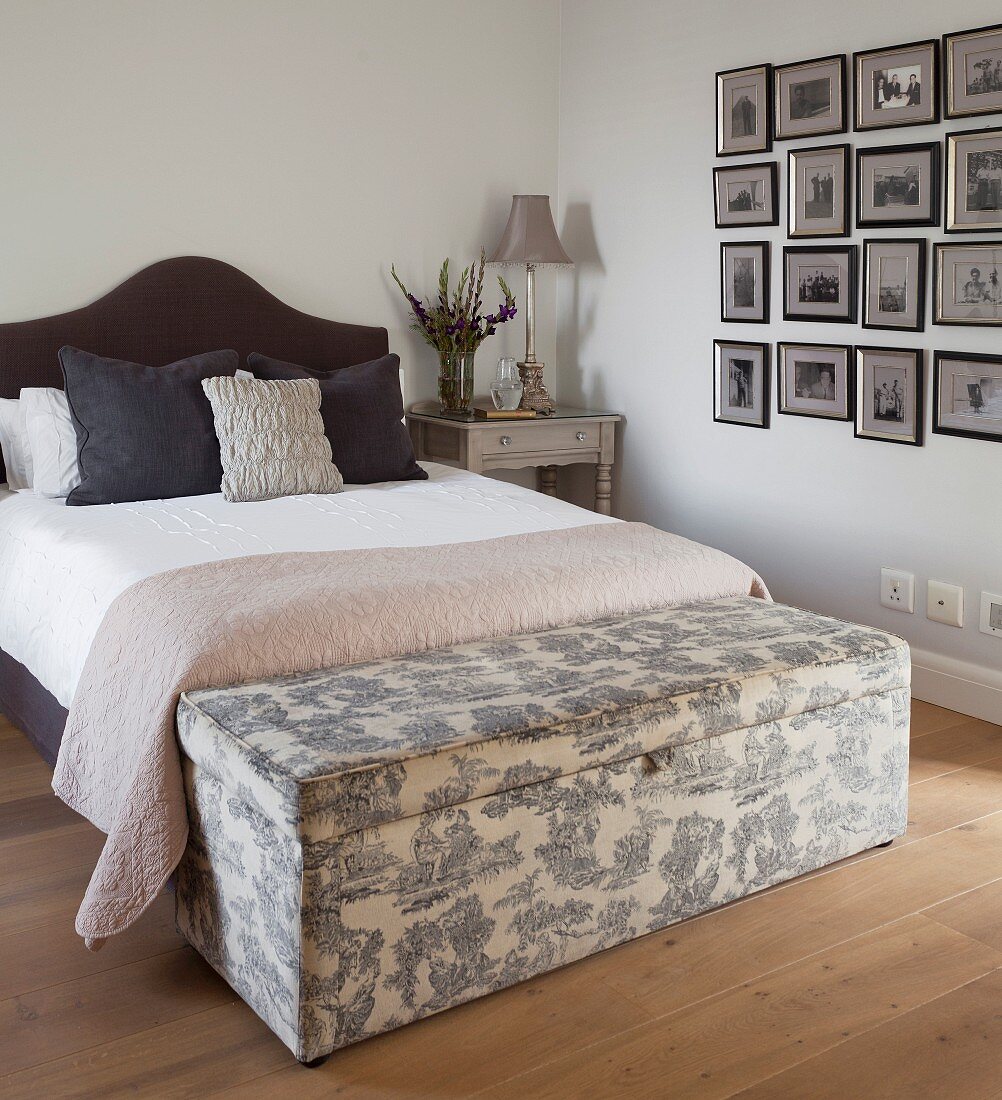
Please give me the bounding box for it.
[595,463,612,515]
[540,465,558,497]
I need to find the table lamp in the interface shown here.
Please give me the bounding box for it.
[488,195,573,413]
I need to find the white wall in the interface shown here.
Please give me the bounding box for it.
[558,0,1002,714]
[0,0,559,400]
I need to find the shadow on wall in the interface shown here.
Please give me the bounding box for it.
[558,202,606,410]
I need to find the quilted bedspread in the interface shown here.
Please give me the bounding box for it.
[51,521,768,947]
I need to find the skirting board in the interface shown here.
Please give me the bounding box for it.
[911,647,1002,725]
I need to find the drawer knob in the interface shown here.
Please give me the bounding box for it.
[576,431,586,442]
[500,435,512,447]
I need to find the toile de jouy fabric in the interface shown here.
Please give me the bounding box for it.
[52,522,769,947]
[174,597,909,1061]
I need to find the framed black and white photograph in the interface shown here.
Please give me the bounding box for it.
[933,351,1002,442]
[854,40,939,131]
[933,242,1002,325]
[717,64,772,157]
[713,339,770,428]
[862,239,926,332]
[944,24,1002,119]
[720,241,770,323]
[788,144,850,237]
[856,142,940,228]
[854,345,923,446]
[774,54,846,141]
[777,342,852,419]
[945,127,1002,232]
[783,245,857,323]
[714,161,779,228]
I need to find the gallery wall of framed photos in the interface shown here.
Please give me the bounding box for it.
[714,23,1002,447]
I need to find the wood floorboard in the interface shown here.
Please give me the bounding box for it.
[0,701,999,1099]
[0,819,105,887]
[910,699,973,737]
[908,719,1002,785]
[925,878,1002,954]
[477,916,1002,1099]
[731,968,1002,1100]
[0,892,183,1001]
[0,947,237,1076]
[0,1002,291,1100]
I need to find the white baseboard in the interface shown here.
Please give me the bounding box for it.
[910,647,1002,725]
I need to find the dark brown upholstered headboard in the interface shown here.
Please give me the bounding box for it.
[0,256,390,481]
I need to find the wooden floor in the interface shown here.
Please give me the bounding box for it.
[2,701,1002,1098]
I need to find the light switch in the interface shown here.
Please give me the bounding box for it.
[927,580,964,628]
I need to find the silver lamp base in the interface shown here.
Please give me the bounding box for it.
[518,361,555,414]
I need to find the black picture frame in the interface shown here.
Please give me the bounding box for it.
[776,341,853,420]
[716,63,773,157]
[943,23,1002,120]
[853,38,940,132]
[855,142,941,228]
[720,241,770,324]
[773,53,848,141]
[932,350,1002,442]
[713,161,780,228]
[945,126,1002,233]
[787,143,851,238]
[854,345,924,446]
[861,238,927,333]
[713,339,770,428]
[933,241,1002,326]
[783,244,858,323]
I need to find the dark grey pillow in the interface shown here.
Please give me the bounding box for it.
[60,346,238,506]
[246,352,427,484]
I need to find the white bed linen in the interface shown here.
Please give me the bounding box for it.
[0,463,616,707]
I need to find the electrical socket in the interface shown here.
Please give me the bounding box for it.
[880,568,915,613]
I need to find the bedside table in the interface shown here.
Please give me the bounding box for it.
[406,402,622,515]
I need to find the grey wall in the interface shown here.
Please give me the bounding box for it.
[557,0,1002,699]
[0,0,560,400]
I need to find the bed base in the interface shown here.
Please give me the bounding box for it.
[0,648,67,766]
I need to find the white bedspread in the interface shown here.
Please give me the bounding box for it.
[0,464,616,707]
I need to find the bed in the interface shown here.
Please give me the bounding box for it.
[0,256,608,762]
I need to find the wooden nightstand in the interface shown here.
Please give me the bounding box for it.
[406,401,622,515]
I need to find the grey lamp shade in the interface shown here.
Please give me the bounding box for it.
[488,195,573,267]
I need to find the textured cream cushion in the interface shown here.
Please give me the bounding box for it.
[201,376,343,502]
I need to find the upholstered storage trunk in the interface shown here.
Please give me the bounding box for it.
[173,596,909,1063]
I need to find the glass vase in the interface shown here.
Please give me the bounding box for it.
[438,349,475,413]
[490,356,524,411]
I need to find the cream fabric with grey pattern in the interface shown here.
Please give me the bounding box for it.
[174,597,910,1062]
[201,376,342,502]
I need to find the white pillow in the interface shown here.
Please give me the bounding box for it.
[21,388,81,499]
[0,398,33,490]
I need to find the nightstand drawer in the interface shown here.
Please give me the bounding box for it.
[481,421,599,455]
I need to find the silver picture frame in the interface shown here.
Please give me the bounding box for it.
[720,241,770,324]
[713,339,770,428]
[853,39,939,131]
[934,242,1002,325]
[773,54,847,141]
[862,238,926,332]
[714,161,779,228]
[944,23,1002,120]
[717,64,772,157]
[855,142,940,228]
[854,345,924,446]
[777,342,852,420]
[933,351,1002,442]
[945,127,1002,233]
[788,144,850,237]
